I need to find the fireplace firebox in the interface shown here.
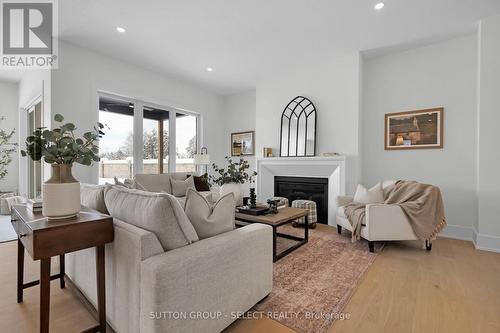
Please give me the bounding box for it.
[274,176,328,224]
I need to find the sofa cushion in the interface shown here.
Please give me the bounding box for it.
[353,182,384,204]
[184,189,235,239]
[171,176,195,197]
[104,186,199,250]
[80,183,109,214]
[176,191,213,208]
[134,173,173,193]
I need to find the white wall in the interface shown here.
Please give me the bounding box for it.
[222,90,256,194]
[362,35,478,233]
[17,70,51,197]
[51,41,225,184]
[0,80,19,192]
[255,52,362,193]
[477,15,500,247]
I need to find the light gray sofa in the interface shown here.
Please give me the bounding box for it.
[134,172,214,206]
[67,182,273,333]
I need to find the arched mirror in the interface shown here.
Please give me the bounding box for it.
[280,96,316,157]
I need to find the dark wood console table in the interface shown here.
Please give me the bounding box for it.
[11,205,114,333]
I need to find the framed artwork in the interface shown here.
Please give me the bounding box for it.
[385,107,443,150]
[231,131,255,156]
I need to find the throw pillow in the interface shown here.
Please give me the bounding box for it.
[184,188,235,239]
[191,175,211,192]
[171,176,195,197]
[104,186,199,250]
[353,182,384,204]
[114,176,145,190]
[80,183,109,214]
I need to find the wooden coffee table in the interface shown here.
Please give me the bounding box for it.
[235,207,309,262]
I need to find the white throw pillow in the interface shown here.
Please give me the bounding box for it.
[353,182,384,204]
[184,188,235,239]
[171,176,195,197]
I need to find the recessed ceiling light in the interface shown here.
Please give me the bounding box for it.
[116,27,126,33]
[206,67,213,72]
[374,2,385,10]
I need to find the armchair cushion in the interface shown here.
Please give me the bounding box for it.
[353,182,384,204]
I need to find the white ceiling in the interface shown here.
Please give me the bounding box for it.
[32,0,500,94]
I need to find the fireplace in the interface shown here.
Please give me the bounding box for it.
[274,176,328,224]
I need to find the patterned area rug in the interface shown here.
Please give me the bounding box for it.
[254,225,383,333]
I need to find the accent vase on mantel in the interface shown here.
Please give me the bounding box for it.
[220,183,243,206]
[42,164,81,219]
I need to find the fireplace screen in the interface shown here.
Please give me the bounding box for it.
[280,96,317,157]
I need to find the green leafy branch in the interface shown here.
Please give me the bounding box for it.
[209,156,257,186]
[0,129,16,180]
[21,114,106,166]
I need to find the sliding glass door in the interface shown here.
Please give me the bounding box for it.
[143,106,169,174]
[27,102,43,198]
[98,93,199,183]
[98,96,135,184]
[175,113,197,172]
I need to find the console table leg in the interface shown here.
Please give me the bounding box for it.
[59,254,65,289]
[96,245,106,332]
[40,258,51,333]
[17,239,24,303]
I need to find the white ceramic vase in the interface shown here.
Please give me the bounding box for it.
[42,164,81,219]
[220,183,243,206]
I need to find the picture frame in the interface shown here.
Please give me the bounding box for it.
[231,131,255,156]
[385,107,444,150]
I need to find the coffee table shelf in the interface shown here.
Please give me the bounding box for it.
[235,207,309,262]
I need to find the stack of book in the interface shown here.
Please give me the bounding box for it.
[27,199,43,212]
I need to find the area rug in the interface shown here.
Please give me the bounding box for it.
[0,215,16,243]
[254,225,383,333]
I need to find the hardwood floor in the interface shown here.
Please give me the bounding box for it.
[1,224,499,333]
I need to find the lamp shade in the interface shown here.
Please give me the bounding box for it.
[194,154,210,165]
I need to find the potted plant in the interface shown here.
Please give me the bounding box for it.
[209,156,257,206]
[0,128,16,183]
[21,114,105,219]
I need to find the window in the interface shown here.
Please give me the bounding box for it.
[143,106,169,174]
[175,113,197,172]
[98,96,134,184]
[98,93,199,182]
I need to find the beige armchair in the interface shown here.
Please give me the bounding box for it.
[335,181,431,252]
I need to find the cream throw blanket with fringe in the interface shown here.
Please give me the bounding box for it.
[344,180,446,242]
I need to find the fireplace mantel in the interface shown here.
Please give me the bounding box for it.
[256,156,346,226]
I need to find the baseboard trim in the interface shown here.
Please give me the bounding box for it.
[439,224,474,241]
[439,224,500,253]
[474,232,500,253]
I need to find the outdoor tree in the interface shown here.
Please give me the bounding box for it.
[185,136,196,158]
[0,129,16,181]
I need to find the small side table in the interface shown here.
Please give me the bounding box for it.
[11,205,114,333]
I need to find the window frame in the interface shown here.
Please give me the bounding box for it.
[97,91,201,179]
